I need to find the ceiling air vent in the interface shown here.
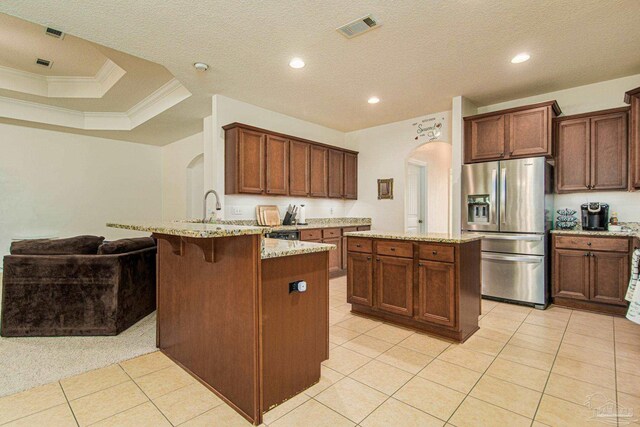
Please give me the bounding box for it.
[45,26,65,39]
[36,58,52,68]
[337,14,381,38]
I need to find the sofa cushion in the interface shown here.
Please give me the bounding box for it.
[98,237,156,255]
[10,235,105,255]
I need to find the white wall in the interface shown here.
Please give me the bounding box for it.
[0,123,162,257]
[476,73,640,222]
[345,111,452,231]
[161,132,204,219]
[208,95,350,220]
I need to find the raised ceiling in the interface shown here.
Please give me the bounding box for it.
[1,0,639,145]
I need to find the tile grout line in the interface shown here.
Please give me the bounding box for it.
[119,363,176,427]
[613,318,619,427]
[58,381,80,427]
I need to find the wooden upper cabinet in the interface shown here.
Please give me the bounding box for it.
[376,255,414,317]
[467,114,506,162]
[328,149,344,198]
[347,252,373,306]
[624,87,640,189]
[237,128,265,194]
[508,106,550,157]
[556,118,590,193]
[464,101,560,164]
[265,134,289,195]
[417,260,456,327]
[343,152,358,199]
[555,108,629,193]
[591,112,628,190]
[309,145,329,197]
[289,140,310,196]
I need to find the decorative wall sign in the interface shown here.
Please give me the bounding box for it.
[411,115,447,144]
[377,178,394,200]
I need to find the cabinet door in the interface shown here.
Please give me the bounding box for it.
[265,134,289,195]
[289,140,310,196]
[417,261,455,327]
[238,128,265,193]
[347,252,373,306]
[591,112,628,191]
[508,106,550,158]
[324,237,342,273]
[467,115,506,162]
[375,255,413,317]
[631,96,640,189]
[343,152,358,199]
[590,251,629,306]
[328,149,344,198]
[553,249,589,300]
[556,118,590,193]
[342,236,347,269]
[309,145,328,197]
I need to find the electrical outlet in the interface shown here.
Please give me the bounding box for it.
[232,207,242,215]
[330,207,335,215]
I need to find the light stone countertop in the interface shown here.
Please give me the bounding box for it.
[550,229,640,238]
[182,217,371,231]
[344,230,482,243]
[261,238,335,259]
[107,221,266,238]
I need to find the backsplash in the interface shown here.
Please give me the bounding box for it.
[222,195,356,221]
[216,217,372,226]
[554,192,640,223]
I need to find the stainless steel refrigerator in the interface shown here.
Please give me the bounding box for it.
[462,157,553,308]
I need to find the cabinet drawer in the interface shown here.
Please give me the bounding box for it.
[323,228,342,238]
[418,244,455,263]
[342,227,358,233]
[357,226,371,231]
[376,241,413,258]
[300,229,322,241]
[554,235,629,252]
[347,237,372,253]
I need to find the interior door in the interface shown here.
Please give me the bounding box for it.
[500,157,546,233]
[406,163,425,234]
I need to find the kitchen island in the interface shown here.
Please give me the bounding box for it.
[344,230,482,342]
[107,221,335,425]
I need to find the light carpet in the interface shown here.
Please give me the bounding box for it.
[0,274,157,397]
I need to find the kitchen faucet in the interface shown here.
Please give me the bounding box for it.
[203,189,222,222]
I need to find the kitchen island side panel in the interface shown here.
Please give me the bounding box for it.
[156,234,262,424]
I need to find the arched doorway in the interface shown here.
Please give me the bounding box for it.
[405,142,452,233]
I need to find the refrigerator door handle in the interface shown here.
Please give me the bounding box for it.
[491,168,498,225]
[500,167,507,225]
[482,253,543,263]
[482,234,544,242]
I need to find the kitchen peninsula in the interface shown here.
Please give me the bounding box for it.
[344,230,482,342]
[107,221,335,426]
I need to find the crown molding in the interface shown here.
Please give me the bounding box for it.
[0,78,191,130]
[0,59,126,98]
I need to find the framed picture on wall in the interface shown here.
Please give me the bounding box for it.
[377,178,393,200]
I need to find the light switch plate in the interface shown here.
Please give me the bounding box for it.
[232,207,242,215]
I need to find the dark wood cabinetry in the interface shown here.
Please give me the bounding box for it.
[299,225,371,275]
[625,87,640,189]
[376,255,413,317]
[464,101,560,164]
[555,108,629,193]
[552,234,635,315]
[324,237,342,273]
[224,123,358,199]
[289,140,310,196]
[328,149,344,198]
[417,261,455,327]
[346,237,481,342]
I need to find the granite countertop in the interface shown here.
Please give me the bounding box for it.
[182,217,371,231]
[551,229,640,238]
[344,230,482,243]
[107,221,267,238]
[261,238,335,259]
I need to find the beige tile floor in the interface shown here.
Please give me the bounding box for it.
[2,275,640,426]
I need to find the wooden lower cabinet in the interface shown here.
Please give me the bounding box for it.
[552,234,634,315]
[346,237,481,342]
[299,225,372,275]
[347,252,373,306]
[376,255,413,317]
[417,261,455,327]
[324,237,342,273]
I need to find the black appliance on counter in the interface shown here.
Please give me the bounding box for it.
[581,203,609,231]
[265,230,300,240]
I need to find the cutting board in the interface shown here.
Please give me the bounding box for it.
[256,205,280,226]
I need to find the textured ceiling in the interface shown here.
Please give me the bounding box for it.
[1,0,640,145]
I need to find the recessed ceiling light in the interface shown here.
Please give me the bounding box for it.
[511,53,530,64]
[289,57,305,69]
[193,62,209,71]
[368,96,380,104]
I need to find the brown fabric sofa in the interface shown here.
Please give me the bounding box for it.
[1,236,156,337]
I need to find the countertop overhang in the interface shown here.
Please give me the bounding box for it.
[107,221,266,238]
[344,230,482,243]
[261,238,335,259]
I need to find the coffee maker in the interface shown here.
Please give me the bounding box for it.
[581,203,609,231]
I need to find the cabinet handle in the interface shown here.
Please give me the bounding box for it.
[376,258,380,261]
[590,253,595,257]
[390,247,396,251]
[432,250,438,255]
[584,253,589,257]
[587,242,592,246]
[418,262,424,267]
[367,256,371,261]
[356,244,362,248]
